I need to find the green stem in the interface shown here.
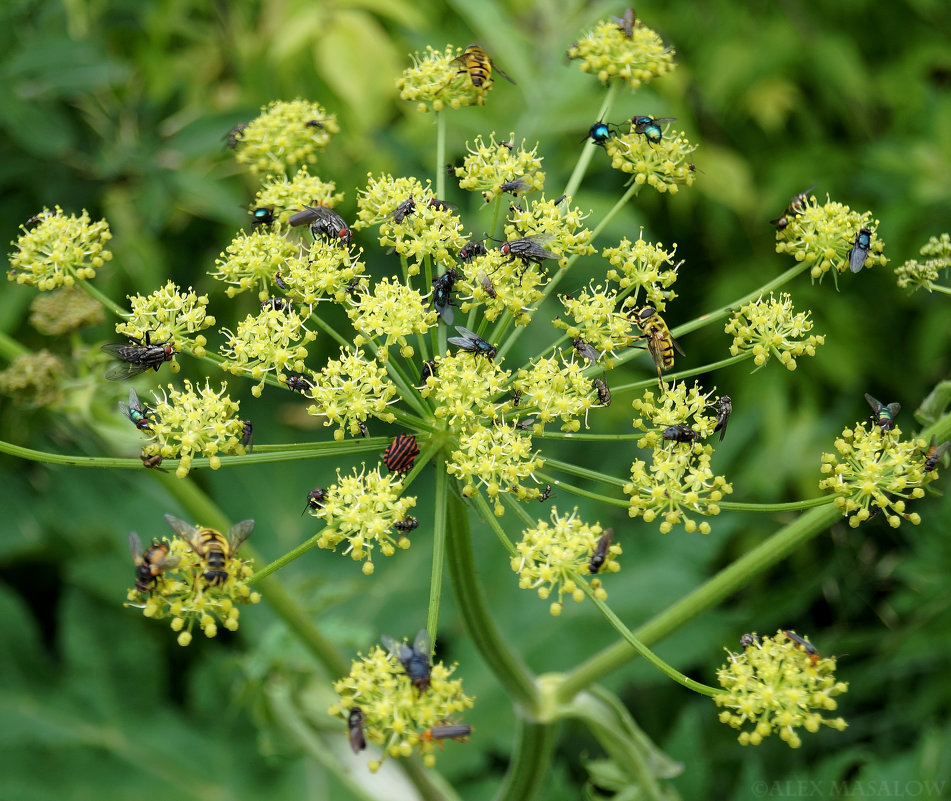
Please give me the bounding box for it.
[532,470,628,508]
[79,279,126,317]
[554,503,842,703]
[446,491,537,707]
[474,491,519,557]
[435,110,446,201]
[248,531,323,584]
[427,453,449,650]
[563,81,620,199]
[492,719,559,801]
[719,497,835,512]
[929,284,951,295]
[0,330,28,361]
[541,456,628,489]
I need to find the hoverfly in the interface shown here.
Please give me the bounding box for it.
[381,628,432,693]
[419,360,437,385]
[769,185,815,229]
[630,306,684,385]
[241,420,254,453]
[388,197,417,224]
[588,527,614,574]
[286,374,315,393]
[449,326,497,360]
[783,630,820,665]
[924,435,950,472]
[848,227,872,273]
[739,633,760,648]
[714,396,732,442]
[583,121,622,147]
[571,338,599,364]
[129,532,180,593]
[348,707,366,753]
[250,207,274,226]
[612,7,636,37]
[395,516,419,533]
[101,332,176,380]
[662,424,701,443]
[864,393,901,431]
[630,115,677,145]
[432,267,460,324]
[382,434,420,474]
[500,234,560,266]
[442,44,516,91]
[261,297,294,313]
[118,387,152,431]
[224,122,248,149]
[592,378,611,406]
[164,514,254,587]
[420,724,473,745]
[289,204,353,246]
[458,240,488,262]
[302,487,328,515]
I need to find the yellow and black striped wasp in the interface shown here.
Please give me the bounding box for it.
[629,306,684,387]
[440,45,516,92]
[164,514,254,586]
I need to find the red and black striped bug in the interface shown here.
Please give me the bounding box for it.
[383,434,420,474]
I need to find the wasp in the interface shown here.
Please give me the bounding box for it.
[241,420,254,453]
[588,528,614,574]
[348,707,366,753]
[572,338,599,363]
[924,435,950,472]
[388,197,417,223]
[261,297,294,313]
[592,378,611,406]
[224,122,248,149]
[739,633,760,648]
[443,44,516,90]
[302,487,328,515]
[119,387,152,431]
[164,514,254,587]
[289,204,353,246]
[500,234,560,266]
[432,268,460,325]
[714,395,732,442]
[459,240,488,262]
[449,326,497,360]
[630,115,677,145]
[286,374,315,393]
[395,516,419,533]
[129,532,180,593]
[662,424,700,443]
[769,185,816,229]
[537,484,554,502]
[421,724,473,745]
[783,630,819,664]
[383,434,420,474]
[584,121,622,147]
[499,177,531,196]
[420,360,437,385]
[101,332,176,380]
[848,227,872,273]
[250,207,274,226]
[630,306,684,385]
[612,7,636,37]
[865,393,901,431]
[381,629,432,693]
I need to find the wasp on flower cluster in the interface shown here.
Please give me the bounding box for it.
[449,326,497,360]
[289,204,353,246]
[381,628,432,693]
[129,532,180,593]
[783,629,820,665]
[164,514,254,586]
[119,387,152,431]
[630,306,684,386]
[441,44,516,92]
[101,332,176,380]
[421,724,473,745]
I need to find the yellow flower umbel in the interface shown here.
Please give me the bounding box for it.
[511,507,620,616]
[455,248,547,326]
[566,13,676,89]
[126,532,261,648]
[281,239,367,306]
[219,307,316,396]
[115,281,216,359]
[330,639,474,770]
[512,355,598,432]
[715,630,848,748]
[774,195,886,284]
[631,382,719,444]
[306,349,398,440]
[8,206,113,290]
[552,284,630,361]
[398,44,495,112]
[140,380,247,477]
[29,286,105,335]
[819,424,933,528]
[212,231,301,299]
[251,167,344,228]
[232,99,339,175]
[0,350,64,407]
[603,235,681,308]
[894,232,951,293]
[421,353,511,426]
[604,126,697,193]
[505,195,596,264]
[455,134,545,202]
[348,277,436,360]
[725,292,824,371]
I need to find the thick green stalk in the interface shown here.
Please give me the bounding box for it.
[563,81,620,199]
[540,456,628,489]
[426,454,449,650]
[492,718,559,801]
[446,491,537,707]
[0,330,28,361]
[554,503,842,703]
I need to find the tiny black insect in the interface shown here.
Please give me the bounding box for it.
[286,374,315,393]
[432,268,460,325]
[241,420,254,453]
[572,338,599,363]
[924,436,950,472]
[427,198,457,212]
[740,633,760,648]
[713,396,732,442]
[302,487,328,515]
[500,177,531,196]
[538,484,554,502]
[592,378,611,406]
[261,297,294,313]
[357,420,369,438]
[420,360,437,385]
[588,528,614,574]
[662,424,701,443]
[224,122,248,149]
[388,197,417,223]
[395,516,419,532]
[383,434,420,474]
[348,707,366,753]
[459,240,488,262]
[305,119,325,129]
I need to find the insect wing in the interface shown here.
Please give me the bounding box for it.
[448,326,480,350]
[381,634,404,661]
[864,393,883,414]
[886,402,901,418]
[227,519,255,553]
[435,299,455,325]
[129,531,145,563]
[288,206,321,227]
[164,513,201,551]
[489,59,516,85]
[848,243,868,273]
[412,628,431,661]
[103,359,152,381]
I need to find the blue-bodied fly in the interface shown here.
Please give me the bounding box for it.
[449,326,497,360]
[381,628,432,693]
[848,227,872,273]
[119,387,152,431]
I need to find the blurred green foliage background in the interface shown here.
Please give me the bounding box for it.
[1,0,950,798]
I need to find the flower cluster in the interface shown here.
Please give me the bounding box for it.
[819,424,933,528]
[8,206,113,290]
[397,45,494,112]
[348,277,436,359]
[212,231,301,298]
[140,380,247,477]
[894,232,951,292]
[0,350,64,407]
[725,293,824,370]
[456,248,548,326]
[455,134,545,202]
[512,355,597,431]
[281,240,366,306]
[552,284,630,359]
[306,349,398,439]
[116,281,216,357]
[309,466,417,575]
[29,286,105,335]
[219,308,316,395]
[604,126,697,193]
[566,13,676,89]
[447,423,543,513]
[421,353,510,426]
[231,99,339,174]
[511,507,619,615]
[603,235,681,308]
[505,195,596,264]
[715,630,848,748]
[330,641,474,769]
[250,167,344,228]
[630,382,719,445]
[774,196,886,283]
[126,526,260,647]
